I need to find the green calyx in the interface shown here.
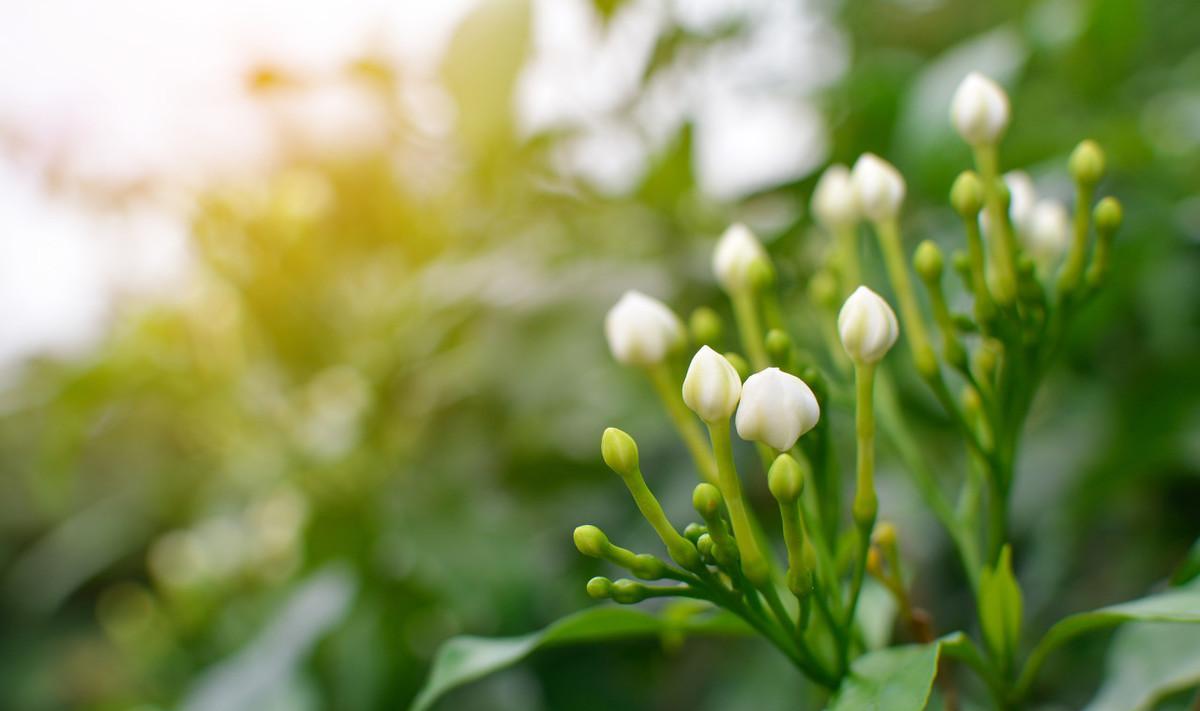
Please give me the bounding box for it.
[914,240,944,283]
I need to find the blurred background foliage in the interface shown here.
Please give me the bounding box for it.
[1,0,1198,709]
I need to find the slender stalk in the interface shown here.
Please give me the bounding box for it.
[1056,183,1095,300]
[973,143,1019,307]
[874,219,938,378]
[647,363,719,485]
[706,422,769,587]
[731,289,769,370]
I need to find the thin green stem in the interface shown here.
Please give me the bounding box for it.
[732,289,769,371]
[706,421,770,587]
[974,143,1019,307]
[647,363,719,485]
[874,219,938,378]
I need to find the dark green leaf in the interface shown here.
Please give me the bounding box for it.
[410,604,750,711]
[827,636,946,710]
[1014,584,1200,698]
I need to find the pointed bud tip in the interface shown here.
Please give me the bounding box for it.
[950,72,1010,146]
[1069,140,1105,186]
[1094,197,1122,233]
[838,286,900,365]
[914,241,944,282]
[950,171,984,217]
[682,346,743,423]
[574,525,610,558]
[600,427,639,477]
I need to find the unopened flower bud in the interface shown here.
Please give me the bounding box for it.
[852,153,906,222]
[1005,171,1037,236]
[767,454,805,504]
[723,351,750,381]
[631,554,665,580]
[1094,196,1122,233]
[605,291,685,367]
[682,347,742,423]
[914,240,944,282]
[747,259,775,291]
[1026,200,1069,261]
[812,164,860,230]
[683,522,706,543]
[1069,140,1105,186]
[713,223,770,293]
[735,368,820,451]
[872,521,897,548]
[689,306,722,346]
[696,533,714,559]
[950,72,1010,146]
[574,525,610,558]
[866,547,883,576]
[765,329,792,366]
[808,270,839,309]
[692,483,724,518]
[837,286,900,365]
[600,427,640,478]
[586,576,613,599]
[950,171,985,218]
[610,578,644,604]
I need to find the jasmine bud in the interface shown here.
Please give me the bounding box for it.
[610,578,645,604]
[852,153,906,222]
[950,72,1010,147]
[735,368,821,452]
[600,427,639,478]
[913,241,944,282]
[696,533,714,559]
[950,171,985,218]
[1027,200,1069,263]
[630,554,665,580]
[1004,171,1037,236]
[1069,140,1105,187]
[837,286,900,365]
[574,525,610,558]
[1095,196,1122,233]
[872,521,897,548]
[765,329,793,366]
[683,522,706,544]
[692,483,723,518]
[767,453,805,504]
[812,164,860,230]
[682,346,742,423]
[605,291,685,367]
[713,223,770,293]
[689,306,723,346]
[586,576,613,599]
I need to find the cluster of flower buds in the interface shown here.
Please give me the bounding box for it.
[582,70,1122,694]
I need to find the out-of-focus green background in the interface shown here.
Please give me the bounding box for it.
[1,1,1198,709]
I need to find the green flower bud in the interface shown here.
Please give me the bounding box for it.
[808,270,839,309]
[586,576,613,599]
[950,171,985,218]
[747,258,776,291]
[683,522,707,544]
[573,525,610,558]
[723,351,751,382]
[913,240,944,282]
[692,483,724,517]
[631,554,665,580]
[767,454,804,504]
[600,427,639,478]
[1069,139,1105,186]
[610,578,645,604]
[689,307,723,346]
[872,521,897,548]
[765,329,792,365]
[696,533,714,559]
[1094,196,1122,233]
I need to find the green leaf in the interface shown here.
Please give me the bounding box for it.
[1170,536,1200,586]
[1086,616,1200,711]
[978,545,1022,674]
[1014,584,1200,698]
[827,634,955,711]
[410,604,750,711]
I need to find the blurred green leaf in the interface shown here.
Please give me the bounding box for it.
[827,635,955,711]
[410,604,750,711]
[1086,602,1200,710]
[1170,537,1200,586]
[1015,584,1200,697]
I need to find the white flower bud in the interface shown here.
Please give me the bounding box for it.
[712,223,769,292]
[604,290,685,367]
[980,171,1037,240]
[735,368,820,451]
[837,286,899,365]
[812,164,859,230]
[851,153,906,222]
[1026,199,1069,262]
[682,345,742,423]
[950,72,1010,146]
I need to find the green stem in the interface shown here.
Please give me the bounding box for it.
[874,219,938,378]
[974,143,1019,307]
[1056,183,1095,300]
[706,421,770,587]
[618,465,702,571]
[647,363,719,485]
[732,289,769,371]
[961,215,997,331]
